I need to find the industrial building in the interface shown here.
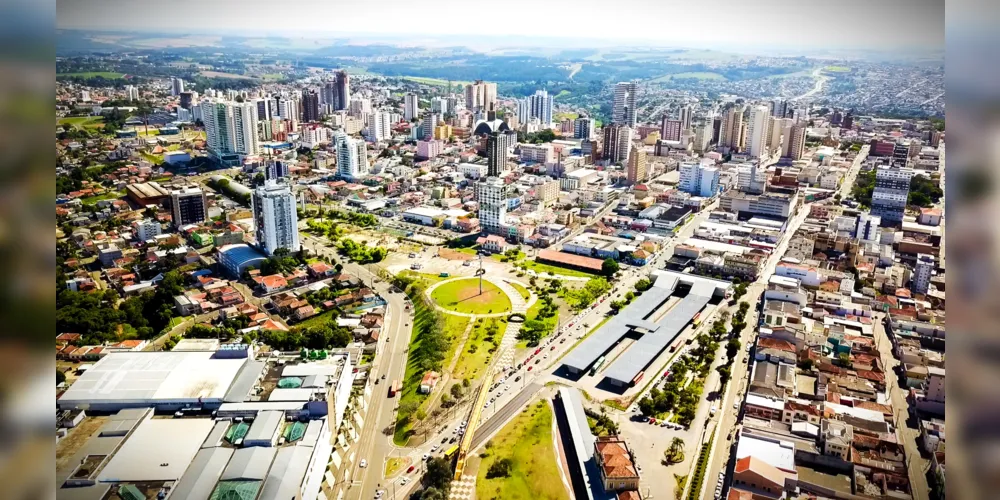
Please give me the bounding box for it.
[560,270,730,387]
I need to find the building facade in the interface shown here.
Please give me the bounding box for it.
[612,81,638,127]
[870,166,914,223]
[252,181,300,256]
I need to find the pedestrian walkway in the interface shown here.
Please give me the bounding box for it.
[448,475,476,500]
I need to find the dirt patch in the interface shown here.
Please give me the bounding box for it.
[438,248,475,261]
[56,416,109,470]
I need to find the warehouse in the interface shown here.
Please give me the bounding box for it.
[57,351,258,412]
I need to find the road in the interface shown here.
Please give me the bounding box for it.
[299,233,416,500]
[791,67,832,102]
[839,145,870,200]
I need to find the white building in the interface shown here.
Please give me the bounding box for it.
[856,213,882,243]
[574,116,595,140]
[403,93,419,121]
[334,131,367,180]
[476,177,508,234]
[612,81,638,127]
[201,100,260,162]
[737,163,768,195]
[459,163,488,180]
[746,105,770,159]
[678,162,720,197]
[126,85,139,101]
[252,181,300,256]
[134,219,161,242]
[912,253,934,294]
[171,77,184,96]
[366,111,392,142]
[422,113,440,140]
[871,166,915,223]
[431,97,449,115]
[519,143,554,163]
[529,90,553,127]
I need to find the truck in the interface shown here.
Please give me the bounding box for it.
[388,380,400,397]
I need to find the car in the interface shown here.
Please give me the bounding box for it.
[515,376,521,382]
[382,374,387,380]
[400,477,410,485]
[504,385,510,391]
[375,490,384,499]
[550,345,556,351]
[733,402,739,410]
[463,261,472,266]
[442,437,449,444]
[422,453,430,461]
[406,465,416,473]
[359,459,368,468]
[430,445,439,452]
[528,366,533,371]
[409,253,416,258]
[535,358,541,364]
[560,338,566,343]
[450,436,457,443]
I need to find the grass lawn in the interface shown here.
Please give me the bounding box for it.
[80,190,124,205]
[58,116,105,130]
[402,76,472,87]
[524,259,598,278]
[431,278,511,315]
[58,71,125,79]
[296,309,337,329]
[453,317,505,381]
[140,152,164,165]
[554,112,579,122]
[394,285,469,445]
[385,457,406,477]
[824,65,851,72]
[509,282,531,300]
[476,401,568,500]
[553,90,571,99]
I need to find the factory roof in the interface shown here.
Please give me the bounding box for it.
[170,447,235,500]
[98,417,215,482]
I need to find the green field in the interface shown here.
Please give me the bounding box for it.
[431,278,511,315]
[554,112,579,122]
[80,190,124,205]
[653,72,727,82]
[58,116,105,130]
[296,308,337,329]
[402,76,472,87]
[553,90,571,99]
[453,317,504,381]
[476,401,568,500]
[140,151,164,165]
[824,65,851,73]
[524,259,598,278]
[58,71,126,79]
[260,73,285,81]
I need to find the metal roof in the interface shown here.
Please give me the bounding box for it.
[170,447,234,500]
[244,410,283,445]
[258,446,314,500]
[221,447,276,481]
[560,270,730,385]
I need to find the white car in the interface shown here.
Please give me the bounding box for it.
[430,445,439,452]
[400,477,410,485]
[359,459,368,468]
[375,491,384,499]
[422,453,430,461]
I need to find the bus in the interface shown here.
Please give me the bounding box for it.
[590,356,606,376]
[388,380,400,397]
[444,445,459,459]
[692,312,702,327]
[632,371,645,386]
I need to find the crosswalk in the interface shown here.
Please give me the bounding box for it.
[448,475,477,500]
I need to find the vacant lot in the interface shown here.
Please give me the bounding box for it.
[524,259,597,278]
[476,401,568,500]
[431,278,511,315]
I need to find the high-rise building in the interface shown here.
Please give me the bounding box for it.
[278,98,298,121]
[712,116,722,144]
[602,124,632,164]
[719,106,745,150]
[334,70,351,111]
[515,98,530,124]
[254,98,271,122]
[126,85,139,101]
[855,213,882,243]
[171,188,207,228]
[679,105,693,130]
[737,163,767,195]
[265,159,288,180]
[746,105,771,159]
[529,90,553,126]
[252,181,300,256]
[171,77,185,96]
[334,131,367,180]
[487,131,518,176]
[767,117,792,152]
[301,89,321,122]
[660,117,682,142]
[693,124,712,153]
[842,111,854,130]
[574,116,595,140]
[403,93,419,121]
[367,111,393,142]
[612,81,638,127]
[912,253,934,295]
[201,100,260,161]
[626,143,648,185]
[465,80,497,113]
[771,99,788,118]
[422,113,440,140]
[870,165,914,224]
[476,176,507,234]
[787,124,806,160]
[431,97,449,115]
[349,97,372,118]
[678,162,720,197]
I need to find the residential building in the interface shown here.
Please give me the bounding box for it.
[529,90,553,126]
[613,81,638,127]
[737,163,767,195]
[856,213,882,243]
[626,143,648,185]
[301,89,321,122]
[720,105,744,150]
[679,105,693,130]
[171,188,207,228]
[125,85,139,101]
[403,93,419,121]
[416,139,443,159]
[367,110,392,142]
[871,165,914,223]
[721,191,797,218]
[430,97,449,115]
[252,181,300,256]
[660,117,682,142]
[603,124,632,164]
[679,162,720,197]
[171,76,184,96]
[787,124,806,160]
[486,131,517,176]
[476,176,507,234]
[465,80,497,112]
[134,219,161,241]
[421,112,440,140]
[912,253,934,294]
[334,131,367,180]
[201,99,261,162]
[574,116,595,140]
[334,70,350,111]
[746,105,770,159]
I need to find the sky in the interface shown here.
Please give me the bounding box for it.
[57,0,944,52]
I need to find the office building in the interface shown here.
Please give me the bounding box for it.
[787,124,806,160]
[171,77,185,96]
[465,80,497,113]
[679,105,693,130]
[278,98,298,121]
[661,117,682,142]
[721,191,797,218]
[529,90,553,127]
[602,124,632,165]
[333,70,350,111]
[746,105,770,159]
[254,98,272,122]
[403,93,419,121]
[476,176,507,234]
[574,116,595,140]
[349,97,372,118]
[252,181,300,256]
[519,144,554,163]
[679,162,720,197]
[694,124,713,153]
[870,165,914,223]
[612,81,638,127]
[626,143,648,185]
[422,112,440,140]
[912,253,934,294]
[301,89,321,122]
[486,131,517,176]
[171,188,207,228]
[334,131,367,180]
[367,111,392,142]
[856,213,882,243]
[720,105,745,150]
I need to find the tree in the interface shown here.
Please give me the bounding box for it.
[417,488,446,500]
[635,278,652,292]
[717,365,731,385]
[486,458,513,479]
[423,457,454,491]
[450,383,464,399]
[57,369,67,385]
[837,352,852,367]
[601,258,620,277]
